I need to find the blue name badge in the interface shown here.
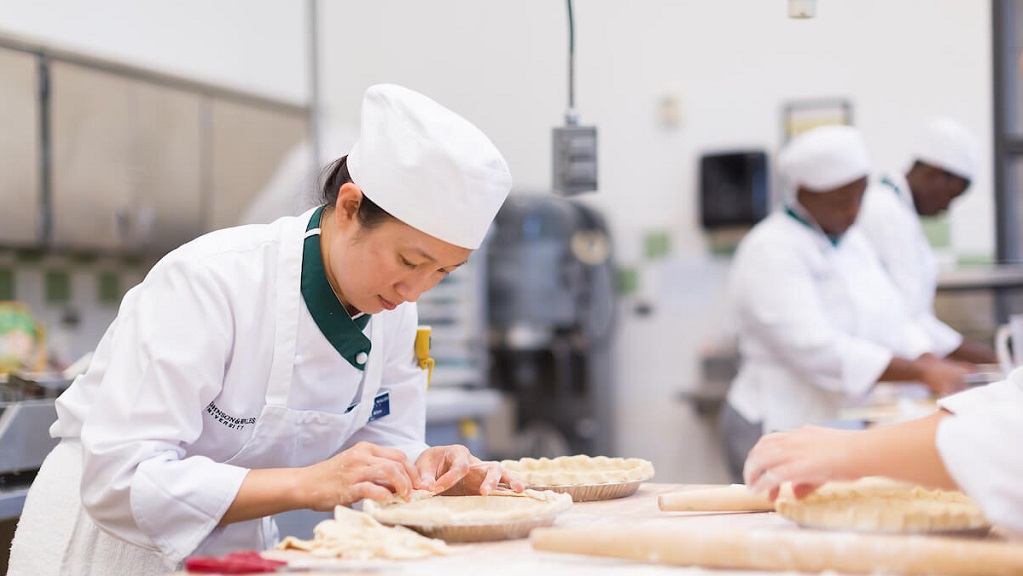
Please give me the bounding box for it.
[368,391,390,422]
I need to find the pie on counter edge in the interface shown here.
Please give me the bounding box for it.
[499,454,656,501]
[774,476,990,533]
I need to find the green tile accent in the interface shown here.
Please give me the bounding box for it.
[616,266,639,296]
[45,269,72,303]
[121,254,146,267]
[644,231,672,260]
[0,268,14,300]
[97,271,122,304]
[920,215,951,248]
[69,253,99,265]
[15,249,45,263]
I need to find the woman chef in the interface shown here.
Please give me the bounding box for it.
[744,372,1023,535]
[8,84,523,575]
[718,125,972,482]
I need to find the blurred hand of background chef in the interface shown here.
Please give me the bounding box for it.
[882,353,973,397]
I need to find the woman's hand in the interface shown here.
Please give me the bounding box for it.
[414,445,525,496]
[298,441,422,511]
[743,425,862,501]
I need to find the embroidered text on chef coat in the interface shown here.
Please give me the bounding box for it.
[301,206,373,370]
[205,401,258,430]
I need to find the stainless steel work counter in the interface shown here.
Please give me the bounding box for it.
[937,264,1023,292]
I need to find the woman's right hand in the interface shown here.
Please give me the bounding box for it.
[298,441,423,511]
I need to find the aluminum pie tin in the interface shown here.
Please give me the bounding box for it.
[524,478,650,502]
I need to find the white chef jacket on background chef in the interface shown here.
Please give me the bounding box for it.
[936,372,1023,534]
[726,212,933,434]
[8,83,513,575]
[726,126,933,436]
[857,117,981,357]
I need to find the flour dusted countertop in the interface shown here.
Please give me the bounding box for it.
[171,483,1021,575]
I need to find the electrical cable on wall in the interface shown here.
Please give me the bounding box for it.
[565,0,576,125]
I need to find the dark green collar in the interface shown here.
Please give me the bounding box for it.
[881,177,903,197]
[784,205,841,247]
[302,206,372,370]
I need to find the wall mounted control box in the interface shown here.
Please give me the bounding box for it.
[552,125,598,195]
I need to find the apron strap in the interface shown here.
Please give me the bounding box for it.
[264,213,308,406]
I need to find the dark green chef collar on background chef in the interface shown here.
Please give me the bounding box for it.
[785,205,841,247]
[302,206,372,370]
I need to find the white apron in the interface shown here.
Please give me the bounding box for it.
[9,212,388,575]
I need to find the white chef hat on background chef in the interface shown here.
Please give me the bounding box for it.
[911,116,980,181]
[778,124,870,199]
[347,83,513,249]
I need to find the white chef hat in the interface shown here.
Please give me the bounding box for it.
[347,84,513,249]
[778,124,870,198]
[911,116,980,181]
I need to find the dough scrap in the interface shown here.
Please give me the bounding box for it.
[774,477,990,532]
[500,454,655,486]
[275,505,451,560]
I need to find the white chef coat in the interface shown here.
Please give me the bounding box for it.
[857,174,963,356]
[936,374,1023,534]
[726,208,933,434]
[8,207,428,574]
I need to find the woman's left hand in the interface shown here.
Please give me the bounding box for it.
[414,445,525,496]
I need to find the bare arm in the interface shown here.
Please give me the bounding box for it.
[880,354,970,396]
[946,340,998,365]
[744,411,958,500]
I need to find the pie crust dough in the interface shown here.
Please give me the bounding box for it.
[363,489,572,526]
[275,505,451,560]
[774,477,990,532]
[500,455,656,486]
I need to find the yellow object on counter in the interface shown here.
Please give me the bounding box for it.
[415,326,434,390]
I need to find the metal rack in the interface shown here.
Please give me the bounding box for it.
[415,243,490,390]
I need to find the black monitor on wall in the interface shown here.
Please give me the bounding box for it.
[699,150,769,229]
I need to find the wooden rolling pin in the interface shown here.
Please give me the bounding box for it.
[657,484,774,512]
[531,526,1023,576]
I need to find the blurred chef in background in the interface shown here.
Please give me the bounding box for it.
[718,125,972,482]
[744,367,1023,535]
[857,116,997,365]
[9,83,522,576]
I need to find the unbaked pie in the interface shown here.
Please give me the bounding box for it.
[500,455,655,487]
[774,477,990,533]
[497,455,656,501]
[362,489,572,542]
